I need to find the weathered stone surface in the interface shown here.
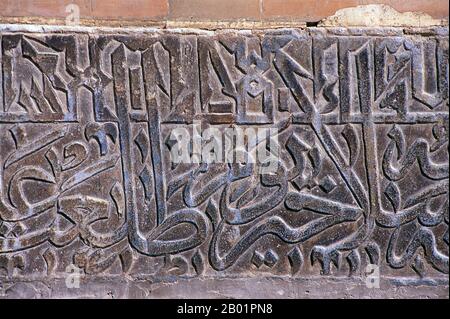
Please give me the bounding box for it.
[319,4,446,27]
[0,26,448,298]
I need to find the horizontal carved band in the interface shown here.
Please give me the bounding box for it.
[0,28,448,281]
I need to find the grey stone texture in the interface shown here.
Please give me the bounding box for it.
[0,26,448,298]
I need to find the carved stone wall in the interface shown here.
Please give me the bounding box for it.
[0,26,448,298]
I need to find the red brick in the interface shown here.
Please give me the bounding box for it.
[168,0,261,20]
[262,0,449,21]
[0,0,447,23]
[90,0,168,20]
[262,0,359,21]
[0,0,91,18]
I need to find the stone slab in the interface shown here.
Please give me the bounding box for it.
[0,26,448,299]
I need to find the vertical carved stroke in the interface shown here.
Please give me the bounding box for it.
[112,44,148,253]
[142,42,167,226]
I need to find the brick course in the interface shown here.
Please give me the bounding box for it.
[0,0,448,23]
